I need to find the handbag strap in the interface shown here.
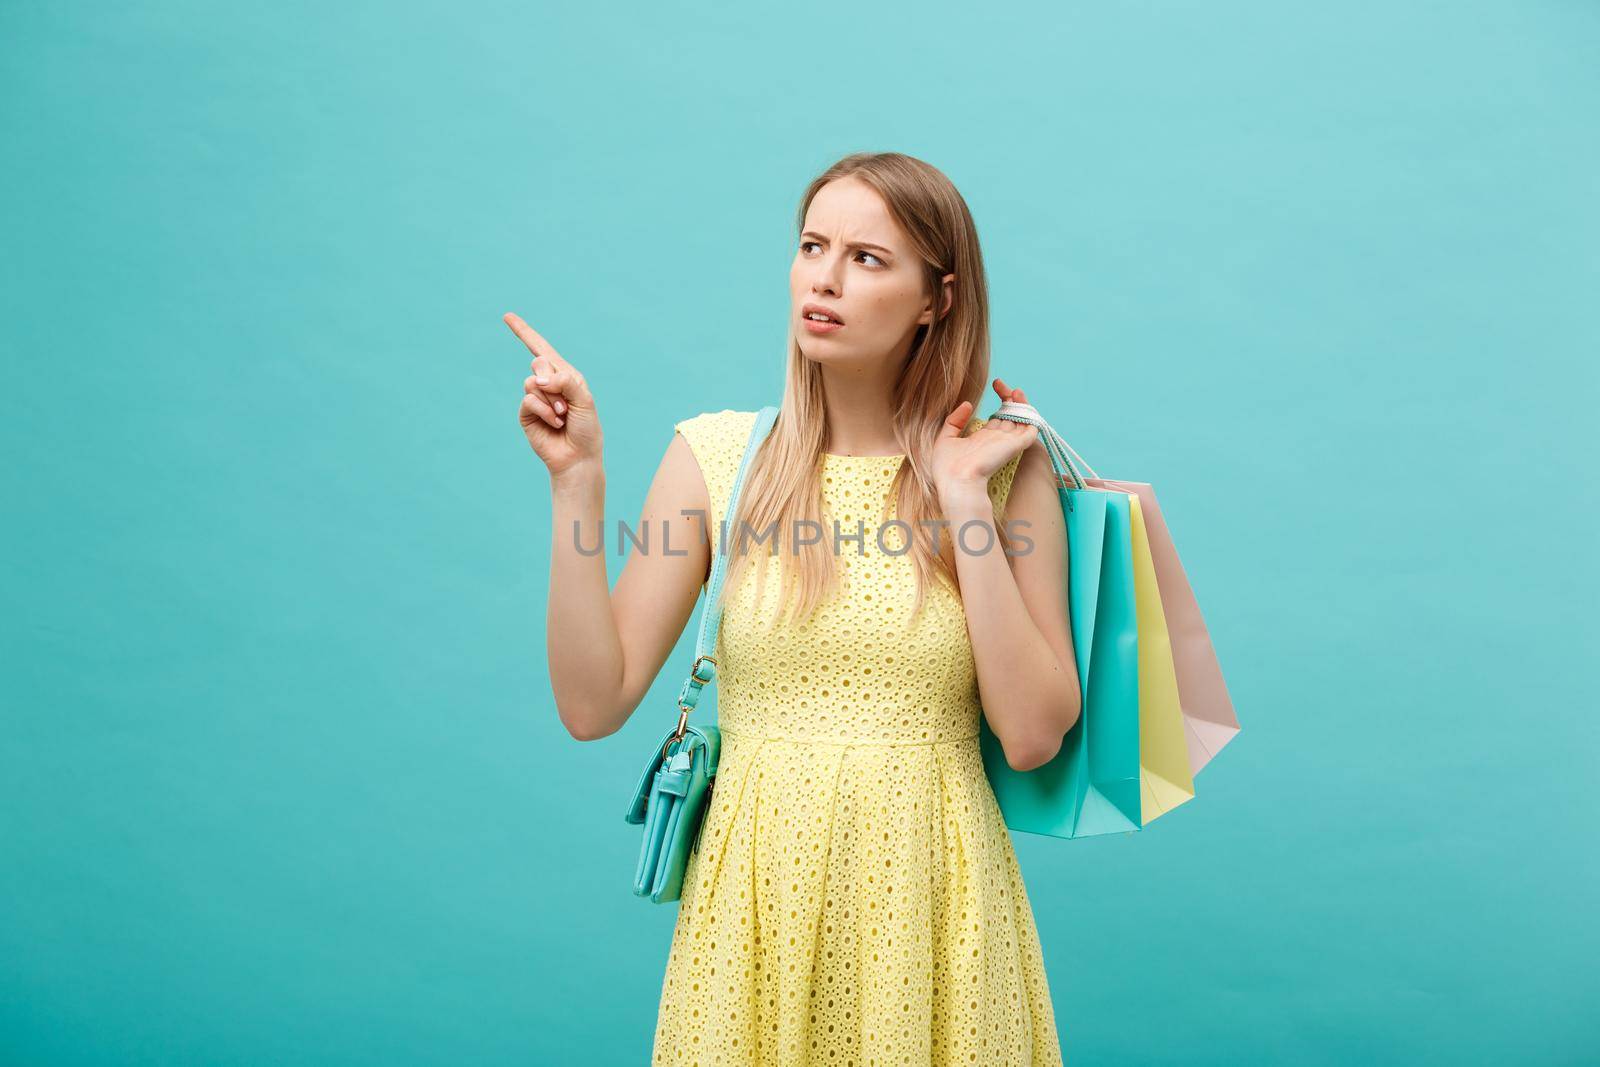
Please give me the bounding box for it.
[671,405,780,734]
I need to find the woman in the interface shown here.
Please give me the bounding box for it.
[509,151,1080,1065]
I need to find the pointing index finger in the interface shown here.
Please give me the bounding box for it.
[502,312,566,372]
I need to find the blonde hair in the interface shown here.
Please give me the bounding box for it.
[717,151,1014,631]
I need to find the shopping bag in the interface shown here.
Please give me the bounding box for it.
[1128,492,1195,824]
[978,464,1143,840]
[1041,423,1241,776]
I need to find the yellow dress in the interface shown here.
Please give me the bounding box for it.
[654,408,1064,1067]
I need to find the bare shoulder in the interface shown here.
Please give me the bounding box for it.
[1004,437,1066,564]
[1013,436,1057,492]
[628,422,712,585]
[662,420,712,519]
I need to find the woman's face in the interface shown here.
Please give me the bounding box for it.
[789,177,948,368]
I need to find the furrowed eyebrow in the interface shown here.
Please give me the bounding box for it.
[800,231,895,257]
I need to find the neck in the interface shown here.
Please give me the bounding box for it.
[817,360,903,455]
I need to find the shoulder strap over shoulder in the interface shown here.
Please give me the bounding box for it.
[672,404,779,721]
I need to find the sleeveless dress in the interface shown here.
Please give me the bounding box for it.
[653,408,1065,1067]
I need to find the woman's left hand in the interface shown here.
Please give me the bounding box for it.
[930,378,1039,507]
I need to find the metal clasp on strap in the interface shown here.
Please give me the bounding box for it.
[667,653,718,751]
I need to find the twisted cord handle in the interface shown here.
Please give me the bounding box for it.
[990,399,1094,490]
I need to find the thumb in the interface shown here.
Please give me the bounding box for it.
[534,365,594,407]
[938,400,973,439]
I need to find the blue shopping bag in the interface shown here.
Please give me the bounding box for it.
[978,408,1143,840]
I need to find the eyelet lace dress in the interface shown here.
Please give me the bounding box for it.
[653,408,1064,1067]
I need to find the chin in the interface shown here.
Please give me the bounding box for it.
[797,345,863,368]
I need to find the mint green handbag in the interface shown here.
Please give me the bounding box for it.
[624,405,780,902]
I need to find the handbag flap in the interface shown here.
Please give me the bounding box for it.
[624,724,683,824]
[623,724,722,825]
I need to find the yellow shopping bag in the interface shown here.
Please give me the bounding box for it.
[1129,494,1195,825]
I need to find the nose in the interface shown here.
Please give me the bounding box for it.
[810,251,843,296]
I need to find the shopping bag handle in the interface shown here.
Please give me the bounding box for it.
[990,399,1097,488]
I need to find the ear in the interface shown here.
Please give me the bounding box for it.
[918,273,957,324]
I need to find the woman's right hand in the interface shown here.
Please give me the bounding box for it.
[505,312,603,483]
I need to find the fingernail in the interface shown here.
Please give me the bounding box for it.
[554,400,565,413]
[534,375,549,384]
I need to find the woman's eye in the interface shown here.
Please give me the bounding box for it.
[799,241,882,266]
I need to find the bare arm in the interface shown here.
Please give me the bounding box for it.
[507,312,711,741]
[549,432,711,740]
[944,439,1081,770]
[933,391,1081,772]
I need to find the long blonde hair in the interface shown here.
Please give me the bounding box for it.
[713,152,1014,631]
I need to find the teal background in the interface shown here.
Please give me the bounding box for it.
[4,2,1596,1064]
